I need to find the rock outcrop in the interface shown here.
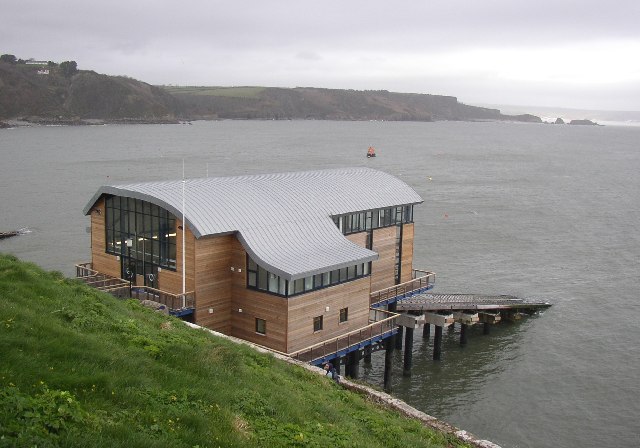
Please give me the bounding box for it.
[569,119,598,125]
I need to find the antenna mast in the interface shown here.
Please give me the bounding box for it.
[181,159,186,307]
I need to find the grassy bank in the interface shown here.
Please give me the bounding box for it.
[0,254,469,448]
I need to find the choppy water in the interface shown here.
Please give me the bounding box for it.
[1,120,639,447]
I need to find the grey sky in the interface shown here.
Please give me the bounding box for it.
[4,0,640,110]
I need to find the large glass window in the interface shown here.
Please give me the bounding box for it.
[105,195,176,270]
[246,255,370,298]
[332,205,414,236]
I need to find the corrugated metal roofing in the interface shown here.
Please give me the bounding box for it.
[84,167,423,280]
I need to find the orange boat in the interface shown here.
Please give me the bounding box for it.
[366,146,376,158]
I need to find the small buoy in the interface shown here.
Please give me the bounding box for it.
[444,213,448,218]
[428,177,432,181]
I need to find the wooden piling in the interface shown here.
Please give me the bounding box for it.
[423,322,430,339]
[384,335,394,392]
[334,357,342,375]
[363,345,372,364]
[347,350,360,379]
[460,323,468,345]
[395,325,404,350]
[403,327,414,376]
[433,326,443,360]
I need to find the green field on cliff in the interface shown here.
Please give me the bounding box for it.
[0,254,469,448]
[161,86,266,98]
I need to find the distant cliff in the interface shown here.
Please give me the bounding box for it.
[165,85,542,123]
[0,62,180,123]
[0,59,541,124]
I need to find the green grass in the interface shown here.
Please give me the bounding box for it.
[160,86,265,98]
[0,254,469,448]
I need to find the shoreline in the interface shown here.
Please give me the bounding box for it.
[185,321,502,448]
[0,117,183,128]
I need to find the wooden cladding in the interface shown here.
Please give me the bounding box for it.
[231,288,288,352]
[286,277,370,353]
[370,226,397,292]
[192,234,235,332]
[90,197,120,278]
[346,232,368,247]
[88,195,417,356]
[400,223,414,283]
[156,221,196,294]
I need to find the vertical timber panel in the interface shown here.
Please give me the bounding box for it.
[230,237,288,352]
[157,221,195,295]
[231,289,289,353]
[287,277,370,353]
[370,226,396,292]
[89,197,121,278]
[400,223,415,283]
[193,234,234,333]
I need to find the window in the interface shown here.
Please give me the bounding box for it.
[332,205,414,236]
[293,278,304,294]
[105,195,176,270]
[340,307,348,323]
[255,318,266,335]
[258,265,268,290]
[304,276,313,291]
[268,273,279,293]
[247,256,370,298]
[247,258,258,287]
[313,315,323,332]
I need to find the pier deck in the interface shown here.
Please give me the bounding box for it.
[396,293,551,312]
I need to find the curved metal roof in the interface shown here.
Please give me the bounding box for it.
[84,167,423,280]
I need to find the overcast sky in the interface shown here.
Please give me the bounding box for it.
[4,0,640,111]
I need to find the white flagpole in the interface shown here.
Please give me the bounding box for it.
[182,159,186,307]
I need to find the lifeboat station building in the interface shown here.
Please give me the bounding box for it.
[80,167,435,365]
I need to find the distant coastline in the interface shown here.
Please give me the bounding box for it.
[4,58,638,128]
[476,103,640,127]
[1,58,541,126]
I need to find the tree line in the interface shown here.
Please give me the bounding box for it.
[1,53,78,77]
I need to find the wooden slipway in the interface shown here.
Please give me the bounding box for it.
[395,293,551,312]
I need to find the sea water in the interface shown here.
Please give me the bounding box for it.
[1,120,639,447]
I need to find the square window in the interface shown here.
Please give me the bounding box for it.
[268,273,279,293]
[340,307,348,323]
[313,315,323,332]
[248,271,257,287]
[304,276,313,291]
[293,278,304,294]
[255,318,266,335]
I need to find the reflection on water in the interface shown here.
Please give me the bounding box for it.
[361,316,531,417]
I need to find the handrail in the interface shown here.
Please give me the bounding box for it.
[130,286,196,310]
[76,262,99,278]
[75,262,195,311]
[288,309,399,363]
[412,269,436,279]
[369,269,436,307]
